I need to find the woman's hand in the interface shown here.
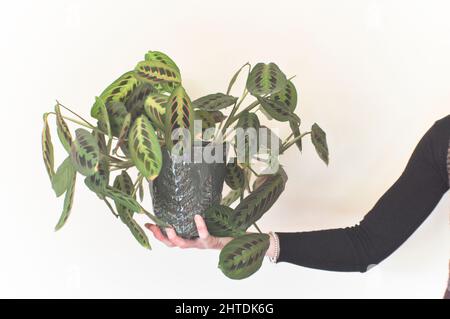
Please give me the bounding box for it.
[145,215,233,250]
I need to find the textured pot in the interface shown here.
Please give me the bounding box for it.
[150,143,227,239]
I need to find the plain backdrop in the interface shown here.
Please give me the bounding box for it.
[0,0,449,298]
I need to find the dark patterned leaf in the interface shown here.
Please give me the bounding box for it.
[125,82,156,119]
[311,123,329,165]
[165,85,194,149]
[204,205,244,238]
[194,110,224,131]
[55,105,72,153]
[219,233,270,280]
[192,93,237,111]
[70,128,100,176]
[246,63,287,96]
[221,188,242,207]
[52,157,76,197]
[145,50,180,73]
[129,115,162,180]
[91,72,140,119]
[105,186,142,213]
[225,158,245,190]
[112,113,132,155]
[54,170,77,231]
[272,80,298,111]
[144,93,168,131]
[257,96,300,123]
[135,60,181,85]
[107,101,129,137]
[231,168,287,231]
[84,157,110,199]
[42,113,55,181]
[235,111,260,164]
[289,120,303,153]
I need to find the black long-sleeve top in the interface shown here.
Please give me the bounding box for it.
[277,115,450,273]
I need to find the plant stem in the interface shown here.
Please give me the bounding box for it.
[141,208,169,227]
[56,101,96,128]
[103,198,119,218]
[132,174,143,197]
[281,131,311,153]
[221,89,249,135]
[282,132,295,145]
[226,100,260,127]
[253,223,263,234]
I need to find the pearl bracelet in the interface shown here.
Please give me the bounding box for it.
[268,231,280,263]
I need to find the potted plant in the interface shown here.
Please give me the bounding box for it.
[41,50,329,279]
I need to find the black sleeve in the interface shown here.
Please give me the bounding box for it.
[277,115,450,272]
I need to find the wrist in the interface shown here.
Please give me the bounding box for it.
[266,232,280,262]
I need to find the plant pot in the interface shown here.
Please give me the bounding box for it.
[150,142,228,239]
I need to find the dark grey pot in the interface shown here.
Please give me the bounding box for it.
[150,143,228,239]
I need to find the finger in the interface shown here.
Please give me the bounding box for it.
[145,224,175,247]
[194,215,210,240]
[166,228,198,249]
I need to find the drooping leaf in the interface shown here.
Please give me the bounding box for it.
[272,80,298,111]
[164,85,194,149]
[204,205,245,238]
[221,188,242,207]
[107,101,129,137]
[113,171,134,196]
[93,130,107,154]
[246,63,287,96]
[112,113,132,155]
[145,50,180,73]
[42,113,55,181]
[55,105,72,153]
[289,120,303,153]
[52,157,76,197]
[128,115,162,180]
[226,62,250,95]
[91,72,140,119]
[235,111,260,164]
[54,171,77,231]
[192,93,237,111]
[219,233,270,280]
[70,128,100,176]
[104,186,142,213]
[225,158,245,190]
[257,96,300,123]
[138,181,144,202]
[144,94,168,131]
[134,60,181,85]
[117,206,151,249]
[84,157,110,199]
[258,125,282,151]
[311,123,329,165]
[252,174,271,192]
[95,97,112,151]
[125,82,156,119]
[231,168,287,231]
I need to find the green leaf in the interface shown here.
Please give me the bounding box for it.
[42,113,55,181]
[134,60,181,85]
[107,102,129,137]
[192,93,237,111]
[55,171,77,231]
[138,181,144,202]
[272,80,298,111]
[257,96,300,123]
[91,71,140,119]
[95,97,112,146]
[118,207,151,249]
[52,157,76,197]
[125,83,156,119]
[84,157,110,199]
[219,233,270,280]
[225,158,245,190]
[128,115,162,180]
[113,171,134,196]
[55,105,72,153]
[289,120,303,153]
[164,85,194,149]
[231,168,287,231]
[112,113,132,155]
[204,205,245,238]
[194,110,224,131]
[105,186,142,213]
[227,62,250,95]
[235,111,260,164]
[144,94,168,131]
[246,63,287,96]
[145,50,180,73]
[311,123,329,165]
[221,188,242,207]
[70,128,100,176]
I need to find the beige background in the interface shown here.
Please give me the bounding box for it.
[0,0,449,298]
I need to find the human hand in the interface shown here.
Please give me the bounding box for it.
[145,215,233,250]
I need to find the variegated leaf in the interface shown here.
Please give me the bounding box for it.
[225,158,245,190]
[125,82,156,119]
[129,115,162,180]
[144,93,168,131]
[112,113,132,155]
[231,168,287,231]
[54,171,77,231]
[204,205,245,238]
[105,186,142,213]
[221,188,242,207]
[289,120,303,153]
[257,96,300,123]
[311,123,329,165]
[107,101,129,137]
[55,105,72,153]
[219,233,270,280]
[192,93,237,111]
[235,111,260,164]
[135,60,181,85]
[246,63,287,96]
[52,157,76,197]
[145,50,180,73]
[272,80,298,111]
[84,157,110,199]
[42,113,55,181]
[95,97,112,148]
[70,128,100,176]
[91,71,140,119]
[165,85,194,149]
[194,110,222,131]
